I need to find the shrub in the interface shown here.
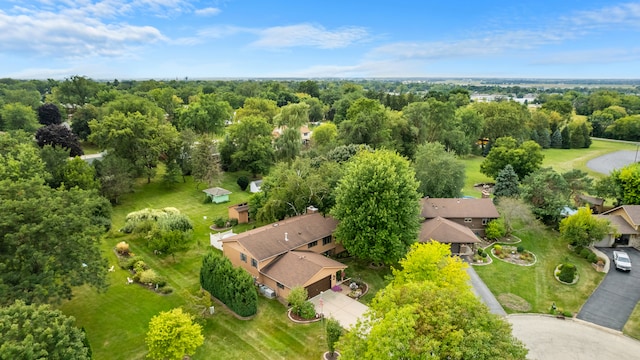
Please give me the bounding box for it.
[326,318,343,355]
[203,194,212,203]
[214,217,226,228]
[159,286,173,294]
[558,263,577,283]
[122,256,143,270]
[139,269,160,284]
[116,241,130,255]
[579,248,591,259]
[485,218,507,240]
[473,254,484,263]
[562,310,573,318]
[494,244,502,252]
[157,213,193,232]
[287,287,308,315]
[229,218,239,227]
[298,301,316,320]
[134,260,148,274]
[237,176,249,191]
[588,252,598,263]
[516,245,525,253]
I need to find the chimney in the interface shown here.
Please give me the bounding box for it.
[284,232,288,241]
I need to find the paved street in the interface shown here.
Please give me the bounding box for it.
[586,150,637,174]
[509,314,640,360]
[577,247,640,330]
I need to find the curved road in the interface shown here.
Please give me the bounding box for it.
[509,315,640,360]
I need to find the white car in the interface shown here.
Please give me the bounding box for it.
[613,250,632,272]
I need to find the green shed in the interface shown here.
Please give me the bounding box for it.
[203,187,232,204]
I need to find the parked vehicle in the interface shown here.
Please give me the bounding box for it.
[613,250,632,272]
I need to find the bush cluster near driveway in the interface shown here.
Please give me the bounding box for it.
[474,221,604,314]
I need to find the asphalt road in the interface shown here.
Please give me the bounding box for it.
[466,265,507,316]
[576,247,640,330]
[586,150,638,174]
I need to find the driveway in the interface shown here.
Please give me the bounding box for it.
[466,266,506,316]
[509,314,640,360]
[577,247,640,330]
[309,289,368,329]
[586,150,637,174]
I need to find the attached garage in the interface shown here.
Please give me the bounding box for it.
[305,276,331,298]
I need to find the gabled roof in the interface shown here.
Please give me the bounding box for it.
[421,197,500,219]
[221,213,338,261]
[579,194,605,206]
[596,214,639,235]
[203,187,232,197]
[261,251,346,289]
[601,205,640,226]
[419,216,480,244]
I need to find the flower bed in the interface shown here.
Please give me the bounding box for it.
[491,245,536,266]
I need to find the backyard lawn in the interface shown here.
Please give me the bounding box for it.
[624,303,640,340]
[59,172,328,360]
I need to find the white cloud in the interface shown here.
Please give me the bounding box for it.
[531,48,640,65]
[194,7,220,16]
[0,9,165,58]
[569,2,640,28]
[251,24,369,49]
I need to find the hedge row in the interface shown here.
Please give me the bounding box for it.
[199,251,258,317]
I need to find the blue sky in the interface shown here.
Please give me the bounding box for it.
[1,0,640,79]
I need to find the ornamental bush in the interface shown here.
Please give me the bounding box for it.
[116,241,130,255]
[558,263,577,283]
[237,176,249,191]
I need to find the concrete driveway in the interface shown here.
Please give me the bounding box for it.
[309,289,368,329]
[586,150,637,174]
[577,247,640,330]
[509,314,640,360]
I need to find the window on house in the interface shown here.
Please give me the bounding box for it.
[240,253,247,262]
[277,282,285,289]
[482,218,489,225]
[464,218,472,223]
[251,258,257,268]
[308,240,318,248]
[322,236,332,245]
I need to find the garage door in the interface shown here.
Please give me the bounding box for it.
[305,276,331,298]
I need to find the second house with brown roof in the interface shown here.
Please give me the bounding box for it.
[221,211,346,299]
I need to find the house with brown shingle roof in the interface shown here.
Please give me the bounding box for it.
[421,197,500,237]
[419,216,480,255]
[220,212,346,299]
[595,205,640,248]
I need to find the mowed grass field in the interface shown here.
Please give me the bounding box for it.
[58,138,639,358]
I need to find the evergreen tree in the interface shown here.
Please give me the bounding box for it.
[550,129,563,148]
[493,164,520,199]
[561,126,571,149]
[581,123,592,148]
[539,128,551,149]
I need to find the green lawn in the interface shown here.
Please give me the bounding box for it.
[624,302,640,340]
[474,223,605,314]
[59,172,330,360]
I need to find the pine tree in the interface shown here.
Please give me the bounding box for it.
[550,129,563,148]
[561,126,571,149]
[493,164,520,199]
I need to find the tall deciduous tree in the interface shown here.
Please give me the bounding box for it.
[0,179,110,305]
[89,111,179,183]
[0,301,91,359]
[331,150,421,264]
[225,115,274,176]
[1,103,40,132]
[413,141,465,198]
[176,94,232,134]
[311,122,338,153]
[274,127,301,162]
[234,97,279,124]
[145,308,204,360]
[276,102,310,128]
[71,104,99,140]
[338,242,527,360]
[94,153,135,204]
[611,163,640,205]
[339,98,391,148]
[35,124,84,157]
[474,101,531,143]
[480,137,543,180]
[37,103,63,125]
[560,207,612,247]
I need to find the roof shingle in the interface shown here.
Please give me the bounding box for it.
[261,251,346,288]
[421,197,499,219]
[419,216,480,244]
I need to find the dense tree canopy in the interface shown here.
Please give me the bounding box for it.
[521,167,570,225]
[0,179,110,305]
[331,150,421,264]
[35,124,84,157]
[0,301,91,359]
[474,101,531,142]
[480,137,544,180]
[339,98,391,148]
[338,242,527,360]
[493,164,520,199]
[37,103,63,125]
[1,103,40,132]
[176,94,232,133]
[413,141,465,198]
[222,115,274,176]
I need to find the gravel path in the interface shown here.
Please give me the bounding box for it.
[586,150,638,174]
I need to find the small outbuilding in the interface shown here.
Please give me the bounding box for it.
[249,180,263,193]
[203,187,232,204]
[228,202,250,224]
